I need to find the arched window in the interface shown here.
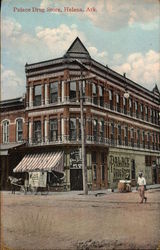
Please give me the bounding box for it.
[3,120,9,143]
[16,119,23,142]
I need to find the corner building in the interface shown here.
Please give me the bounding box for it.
[0,37,160,190]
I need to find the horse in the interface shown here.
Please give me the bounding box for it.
[8,176,23,194]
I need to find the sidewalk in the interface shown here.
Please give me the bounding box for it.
[2,184,160,196]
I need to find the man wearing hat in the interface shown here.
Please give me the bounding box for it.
[137,172,147,203]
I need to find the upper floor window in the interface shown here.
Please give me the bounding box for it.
[147,132,150,149]
[116,94,120,112]
[92,83,98,105]
[99,120,104,141]
[129,99,133,116]
[124,126,128,146]
[70,81,76,101]
[99,86,104,106]
[34,85,41,106]
[50,82,58,103]
[145,107,148,121]
[135,101,138,118]
[2,120,9,143]
[155,110,158,125]
[33,121,41,143]
[16,119,23,142]
[111,122,114,145]
[131,128,134,147]
[93,119,98,141]
[50,119,58,141]
[142,131,145,148]
[69,118,76,140]
[123,97,127,115]
[118,124,122,145]
[109,90,113,110]
[137,129,140,147]
[140,104,144,119]
[92,151,97,164]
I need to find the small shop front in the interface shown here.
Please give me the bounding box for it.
[107,148,154,189]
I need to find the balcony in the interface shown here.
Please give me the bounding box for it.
[27,135,160,151]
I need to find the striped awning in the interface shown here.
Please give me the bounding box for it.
[13,151,64,173]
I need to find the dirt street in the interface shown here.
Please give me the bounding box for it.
[1,189,160,250]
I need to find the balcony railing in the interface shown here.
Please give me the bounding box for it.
[27,135,160,151]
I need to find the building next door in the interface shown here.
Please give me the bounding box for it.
[70,169,83,190]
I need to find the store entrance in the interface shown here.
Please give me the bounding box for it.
[70,169,83,190]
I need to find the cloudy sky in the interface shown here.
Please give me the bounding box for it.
[1,0,160,100]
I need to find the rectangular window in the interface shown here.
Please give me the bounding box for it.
[124,126,128,146]
[147,132,150,149]
[140,104,144,119]
[50,119,58,141]
[99,86,104,106]
[145,156,151,166]
[137,129,140,147]
[70,81,76,101]
[69,118,76,140]
[131,128,134,147]
[93,119,98,141]
[92,151,97,164]
[118,124,121,145]
[16,119,23,142]
[33,121,41,143]
[3,121,9,143]
[145,107,148,121]
[111,122,114,145]
[109,90,113,110]
[123,97,127,115]
[129,99,133,116]
[92,83,97,105]
[99,120,104,142]
[135,101,138,118]
[50,82,58,103]
[34,85,41,106]
[116,94,120,112]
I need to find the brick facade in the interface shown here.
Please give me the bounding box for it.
[0,37,160,190]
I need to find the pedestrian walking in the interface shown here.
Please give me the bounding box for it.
[137,172,147,203]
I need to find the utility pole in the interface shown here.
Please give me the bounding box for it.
[69,59,95,195]
[80,72,88,195]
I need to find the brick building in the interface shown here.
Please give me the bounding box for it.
[0,37,160,190]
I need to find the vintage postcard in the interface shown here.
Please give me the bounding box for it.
[1,0,160,249]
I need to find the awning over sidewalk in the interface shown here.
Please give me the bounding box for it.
[13,151,64,173]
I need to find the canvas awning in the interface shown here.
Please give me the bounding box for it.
[13,151,64,173]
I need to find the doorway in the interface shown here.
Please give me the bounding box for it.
[70,169,83,190]
[153,168,157,184]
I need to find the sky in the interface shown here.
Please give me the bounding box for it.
[1,0,160,100]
